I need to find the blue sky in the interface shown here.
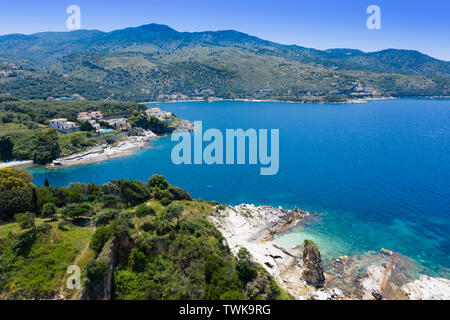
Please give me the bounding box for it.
[0,0,449,60]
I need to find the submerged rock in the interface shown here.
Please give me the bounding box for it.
[302,240,325,288]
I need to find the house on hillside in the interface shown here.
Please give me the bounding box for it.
[49,118,80,134]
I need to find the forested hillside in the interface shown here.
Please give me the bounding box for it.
[0,24,448,102]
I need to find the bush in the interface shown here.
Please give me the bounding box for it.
[135,204,156,218]
[163,203,184,226]
[129,248,147,272]
[84,260,108,299]
[61,203,93,220]
[204,255,226,283]
[220,290,244,300]
[118,180,151,207]
[168,185,192,201]
[236,248,257,284]
[91,209,118,226]
[160,197,172,207]
[14,212,35,229]
[100,195,120,208]
[41,203,57,218]
[90,226,112,253]
[58,221,70,231]
[139,221,155,232]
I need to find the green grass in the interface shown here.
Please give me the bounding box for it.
[0,221,94,299]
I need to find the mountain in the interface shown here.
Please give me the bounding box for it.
[0,23,449,102]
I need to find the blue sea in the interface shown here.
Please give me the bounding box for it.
[26,99,450,277]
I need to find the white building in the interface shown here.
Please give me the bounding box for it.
[49,118,79,133]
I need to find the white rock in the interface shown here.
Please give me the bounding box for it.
[402,275,450,300]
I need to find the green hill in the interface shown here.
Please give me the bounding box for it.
[0,23,449,102]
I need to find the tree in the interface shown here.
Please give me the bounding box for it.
[118,180,150,207]
[41,203,57,219]
[80,121,96,132]
[0,136,14,161]
[44,178,50,187]
[0,168,33,219]
[168,185,192,201]
[31,188,39,215]
[148,174,169,190]
[33,129,61,165]
[236,248,257,284]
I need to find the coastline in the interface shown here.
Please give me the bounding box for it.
[141,96,397,105]
[46,130,158,168]
[210,203,450,300]
[0,160,34,169]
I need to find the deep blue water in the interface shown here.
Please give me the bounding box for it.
[27,99,450,277]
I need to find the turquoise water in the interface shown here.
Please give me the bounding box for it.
[27,99,450,277]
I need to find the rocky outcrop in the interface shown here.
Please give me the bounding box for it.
[301,240,325,288]
[210,203,450,300]
[210,204,309,277]
[80,239,115,300]
[172,119,196,133]
[80,234,135,300]
[402,275,450,300]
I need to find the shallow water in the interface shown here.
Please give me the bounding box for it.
[27,99,450,277]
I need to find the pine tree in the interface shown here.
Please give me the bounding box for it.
[44,178,50,187]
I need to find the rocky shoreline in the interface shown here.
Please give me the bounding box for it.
[46,118,196,168]
[47,130,158,168]
[210,203,450,300]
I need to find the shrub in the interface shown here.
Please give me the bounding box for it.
[61,203,93,220]
[90,226,112,253]
[129,248,147,272]
[220,290,244,300]
[91,209,118,227]
[204,255,226,283]
[84,260,108,299]
[168,185,192,201]
[41,203,57,218]
[100,195,120,208]
[160,197,172,207]
[58,221,70,231]
[14,212,35,229]
[139,221,155,232]
[236,248,257,284]
[163,203,184,225]
[135,204,156,218]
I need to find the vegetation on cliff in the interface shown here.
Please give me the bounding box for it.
[0,170,289,300]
